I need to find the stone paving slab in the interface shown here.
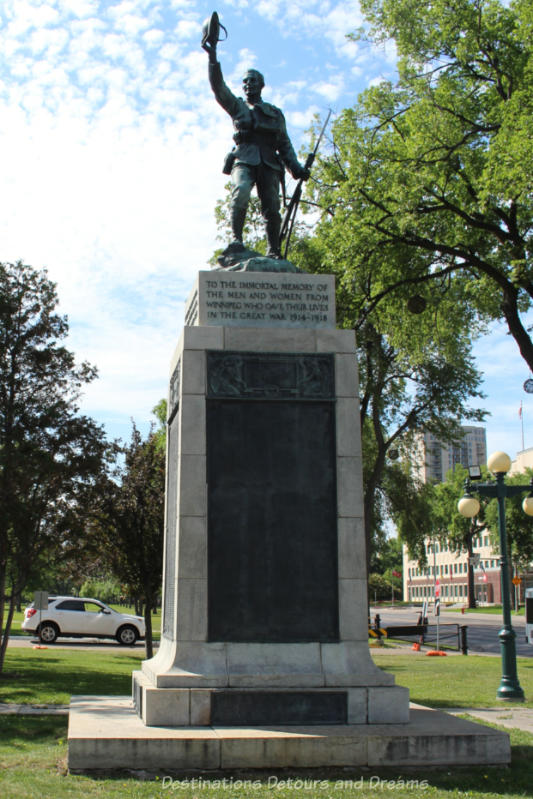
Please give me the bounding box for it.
[447,707,533,735]
[67,696,510,772]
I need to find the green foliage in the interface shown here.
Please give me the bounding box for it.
[370,535,402,574]
[368,571,402,601]
[318,0,533,369]
[0,261,107,672]
[483,468,533,568]
[151,398,167,452]
[87,424,165,658]
[298,0,533,571]
[79,576,122,604]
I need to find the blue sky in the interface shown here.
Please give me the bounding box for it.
[0,0,530,461]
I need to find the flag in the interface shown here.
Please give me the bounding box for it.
[519,402,523,418]
[392,570,401,578]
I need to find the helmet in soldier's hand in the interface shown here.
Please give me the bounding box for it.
[201,11,227,48]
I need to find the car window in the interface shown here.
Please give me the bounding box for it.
[55,600,85,611]
[85,602,105,614]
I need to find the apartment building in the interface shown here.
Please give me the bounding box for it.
[413,426,487,483]
[403,425,495,604]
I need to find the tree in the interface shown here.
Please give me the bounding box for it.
[151,399,167,453]
[90,425,165,659]
[0,261,107,672]
[313,0,533,371]
[370,533,402,575]
[356,320,485,572]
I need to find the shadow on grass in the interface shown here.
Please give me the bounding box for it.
[0,654,140,703]
[0,716,67,753]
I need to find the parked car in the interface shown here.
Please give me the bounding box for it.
[21,596,145,645]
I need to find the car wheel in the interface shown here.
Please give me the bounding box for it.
[116,625,138,646]
[39,622,59,644]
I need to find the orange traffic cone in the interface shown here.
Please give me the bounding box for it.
[412,641,420,651]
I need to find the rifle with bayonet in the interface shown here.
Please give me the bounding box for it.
[279,109,331,260]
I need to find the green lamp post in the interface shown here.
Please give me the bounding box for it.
[458,451,533,701]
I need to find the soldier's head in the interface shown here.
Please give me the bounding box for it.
[242,69,264,103]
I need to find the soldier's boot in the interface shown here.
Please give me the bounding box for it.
[231,206,247,245]
[265,215,282,259]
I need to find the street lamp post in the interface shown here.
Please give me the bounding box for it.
[458,451,533,702]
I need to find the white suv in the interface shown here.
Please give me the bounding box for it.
[21,596,145,645]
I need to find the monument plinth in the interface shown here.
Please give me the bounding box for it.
[132,270,408,728]
[68,268,510,772]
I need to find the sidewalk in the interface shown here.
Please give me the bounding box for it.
[447,707,533,735]
[0,703,69,715]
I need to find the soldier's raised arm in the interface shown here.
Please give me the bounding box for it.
[202,13,238,117]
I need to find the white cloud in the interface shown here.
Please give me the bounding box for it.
[313,78,344,102]
[175,19,200,40]
[0,1,404,440]
[59,0,94,18]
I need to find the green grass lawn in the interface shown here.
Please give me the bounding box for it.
[444,605,525,616]
[371,651,533,707]
[1,648,533,797]
[0,650,143,704]
[0,715,532,799]
[1,648,532,708]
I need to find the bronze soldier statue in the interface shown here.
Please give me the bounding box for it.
[202,14,309,259]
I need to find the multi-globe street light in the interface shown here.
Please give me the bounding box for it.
[458,451,533,701]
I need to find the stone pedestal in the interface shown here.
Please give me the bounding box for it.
[133,270,408,728]
[68,269,511,772]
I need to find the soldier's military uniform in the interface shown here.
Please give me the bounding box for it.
[208,60,307,257]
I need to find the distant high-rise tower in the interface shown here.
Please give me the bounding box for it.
[414,426,487,484]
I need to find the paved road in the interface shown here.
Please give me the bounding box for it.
[7,634,149,652]
[370,606,532,657]
[9,608,531,657]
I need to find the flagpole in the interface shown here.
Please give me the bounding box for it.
[521,402,525,451]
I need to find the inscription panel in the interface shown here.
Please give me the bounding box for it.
[186,271,336,329]
[206,352,338,643]
[211,691,348,725]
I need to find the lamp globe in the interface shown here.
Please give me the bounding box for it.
[522,496,533,517]
[487,451,512,475]
[458,495,480,518]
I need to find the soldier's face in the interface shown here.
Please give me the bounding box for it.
[243,73,262,102]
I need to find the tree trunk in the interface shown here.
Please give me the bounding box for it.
[144,598,153,660]
[0,591,16,674]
